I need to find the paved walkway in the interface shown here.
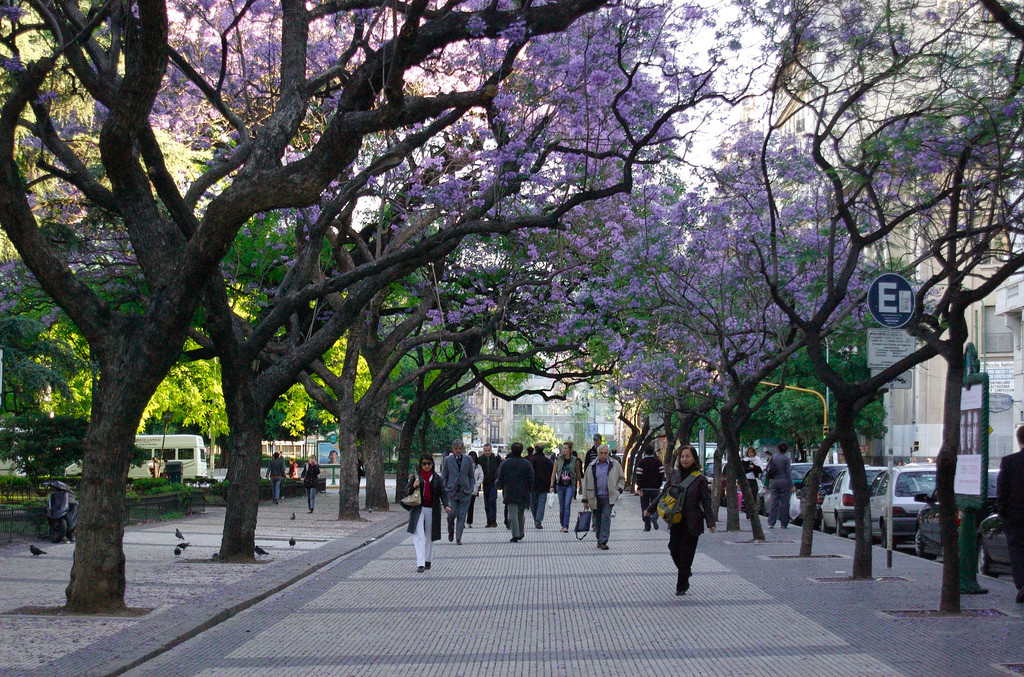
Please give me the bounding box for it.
[1,493,1022,676]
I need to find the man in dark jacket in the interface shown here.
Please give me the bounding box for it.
[528,444,554,528]
[998,426,1024,603]
[634,443,666,532]
[584,433,602,470]
[496,442,533,542]
[477,443,502,528]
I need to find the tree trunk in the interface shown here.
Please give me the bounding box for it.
[937,332,967,613]
[359,400,390,512]
[395,413,419,503]
[64,383,142,612]
[799,432,839,556]
[835,402,873,579]
[218,404,264,561]
[337,416,362,520]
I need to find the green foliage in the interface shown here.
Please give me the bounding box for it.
[0,315,84,414]
[141,347,227,440]
[512,418,559,451]
[0,474,34,502]
[0,412,87,485]
[127,477,193,496]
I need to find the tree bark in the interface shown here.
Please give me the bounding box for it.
[337,416,362,520]
[64,376,144,612]
[799,432,840,556]
[834,402,873,579]
[358,399,390,511]
[936,328,967,613]
[218,403,264,561]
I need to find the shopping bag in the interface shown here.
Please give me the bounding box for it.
[789,493,801,521]
[546,492,557,510]
[574,510,591,540]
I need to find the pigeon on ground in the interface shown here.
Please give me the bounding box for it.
[254,545,269,556]
[175,528,185,540]
[290,512,296,520]
[29,544,46,557]
[211,552,219,561]
[174,547,181,557]
[289,537,296,547]
[178,542,190,550]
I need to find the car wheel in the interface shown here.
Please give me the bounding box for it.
[979,540,997,577]
[914,527,935,560]
[835,511,848,537]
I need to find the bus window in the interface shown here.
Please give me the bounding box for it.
[178,448,195,460]
[161,449,176,461]
[199,448,206,462]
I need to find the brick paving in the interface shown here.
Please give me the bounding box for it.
[2,492,1021,676]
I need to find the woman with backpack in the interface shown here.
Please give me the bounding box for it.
[644,444,715,596]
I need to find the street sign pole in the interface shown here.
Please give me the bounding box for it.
[886,385,894,568]
[958,344,989,595]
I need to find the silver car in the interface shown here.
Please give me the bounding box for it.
[868,464,936,543]
[820,466,885,537]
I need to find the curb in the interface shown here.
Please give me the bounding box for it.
[35,511,408,677]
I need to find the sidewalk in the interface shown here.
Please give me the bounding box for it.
[3,493,1022,676]
[0,493,407,677]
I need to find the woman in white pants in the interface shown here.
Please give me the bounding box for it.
[404,454,451,573]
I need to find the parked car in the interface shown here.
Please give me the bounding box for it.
[868,464,937,544]
[820,466,885,536]
[804,464,846,529]
[978,513,1015,577]
[913,469,999,560]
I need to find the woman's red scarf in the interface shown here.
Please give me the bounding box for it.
[420,469,433,505]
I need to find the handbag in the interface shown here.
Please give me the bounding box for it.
[574,509,592,540]
[400,486,422,509]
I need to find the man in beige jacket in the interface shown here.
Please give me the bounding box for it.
[581,445,625,550]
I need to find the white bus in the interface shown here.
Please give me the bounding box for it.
[66,434,209,479]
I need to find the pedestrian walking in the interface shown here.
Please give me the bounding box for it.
[441,439,475,544]
[584,433,602,470]
[644,444,716,595]
[550,442,580,533]
[765,443,793,529]
[634,442,666,531]
[466,451,484,528]
[405,454,451,572]
[998,426,1024,603]
[581,444,625,550]
[742,446,763,518]
[266,452,286,504]
[478,443,501,527]
[495,442,533,542]
[300,455,320,513]
[528,443,554,528]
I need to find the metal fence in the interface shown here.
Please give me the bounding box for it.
[0,491,206,544]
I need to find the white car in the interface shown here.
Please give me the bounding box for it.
[868,464,937,543]
[820,466,885,537]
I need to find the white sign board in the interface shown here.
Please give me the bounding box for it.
[867,329,916,369]
[986,360,1014,395]
[871,368,912,389]
[954,454,983,495]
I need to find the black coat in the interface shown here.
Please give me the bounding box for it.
[495,457,533,504]
[998,449,1024,529]
[405,472,449,541]
[529,453,554,492]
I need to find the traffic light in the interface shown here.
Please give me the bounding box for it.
[912,440,919,455]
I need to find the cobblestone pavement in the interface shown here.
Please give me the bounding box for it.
[0,492,406,677]
[3,493,1022,676]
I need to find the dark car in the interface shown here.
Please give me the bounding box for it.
[914,469,999,560]
[978,513,1015,577]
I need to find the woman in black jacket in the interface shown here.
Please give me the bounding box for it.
[404,454,451,572]
[644,444,715,596]
[301,456,320,513]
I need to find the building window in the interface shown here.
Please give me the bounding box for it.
[489,424,501,442]
[513,404,533,417]
[984,306,1014,353]
[490,396,500,411]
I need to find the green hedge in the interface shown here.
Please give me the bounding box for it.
[127,477,194,497]
[0,475,34,502]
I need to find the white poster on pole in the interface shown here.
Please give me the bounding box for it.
[955,455,983,495]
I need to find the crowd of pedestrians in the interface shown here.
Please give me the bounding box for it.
[398,435,720,597]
